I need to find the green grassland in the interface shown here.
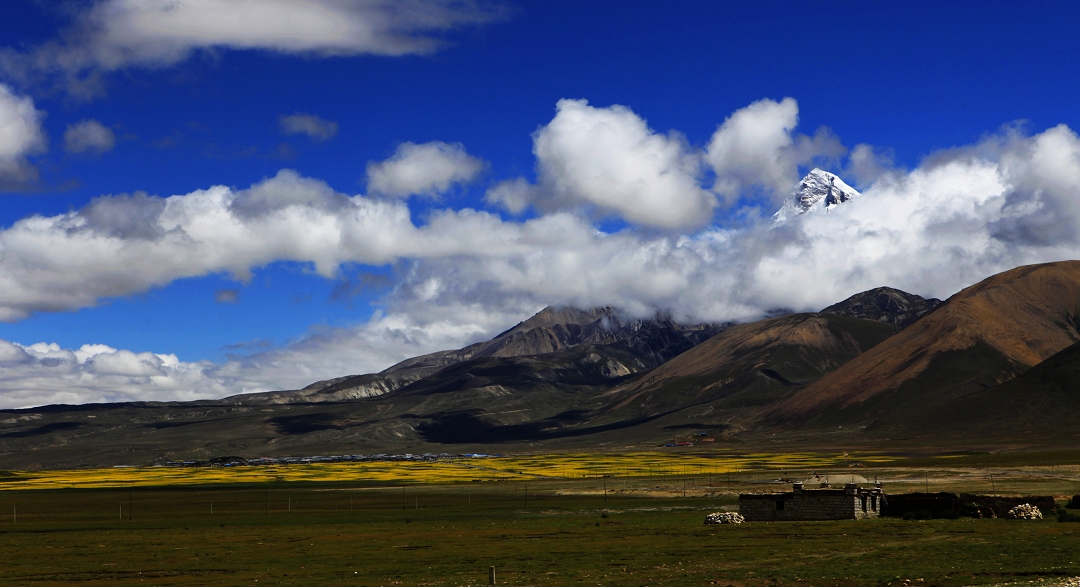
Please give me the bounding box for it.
[2,456,1080,586]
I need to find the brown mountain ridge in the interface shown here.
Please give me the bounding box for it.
[2,261,1079,468]
[768,261,1080,430]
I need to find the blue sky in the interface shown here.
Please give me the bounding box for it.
[0,0,1078,407]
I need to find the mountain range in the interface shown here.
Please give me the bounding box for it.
[3,171,1080,468]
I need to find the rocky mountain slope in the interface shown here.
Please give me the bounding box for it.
[773,168,861,222]
[587,313,897,434]
[6,261,1080,468]
[820,286,942,327]
[230,307,725,404]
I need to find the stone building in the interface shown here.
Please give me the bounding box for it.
[739,482,883,521]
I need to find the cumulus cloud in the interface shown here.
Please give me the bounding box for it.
[488,99,716,229]
[490,97,847,224]
[0,305,528,409]
[0,167,565,321]
[0,341,224,408]
[63,119,115,153]
[4,98,1080,408]
[2,99,1079,327]
[483,176,533,214]
[706,97,845,204]
[366,141,485,197]
[399,119,1080,332]
[0,84,46,185]
[279,113,337,142]
[845,143,897,187]
[1,0,506,97]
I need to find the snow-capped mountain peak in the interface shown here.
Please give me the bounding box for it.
[773,169,861,222]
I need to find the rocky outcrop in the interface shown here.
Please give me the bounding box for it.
[820,286,942,327]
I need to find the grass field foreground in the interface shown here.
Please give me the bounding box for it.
[2,451,1080,586]
[2,482,1080,587]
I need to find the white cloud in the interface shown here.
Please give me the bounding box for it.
[0,341,223,408]
[489,99,716,229]
[0,167,540,321]
[846,143,897,187]
[63,119,115,153]
[392,120,1080,337]
[0,299,524,408]
[483,176,533,213]
[279,113,337,142]
[1,100,1078,328]
[366,141,485,197]
[0,340,32,365]
[4,99,1080,408]
[706,97,798,199]
[706,97,845,204]
[1,0,505,96]
[0,84,46,185]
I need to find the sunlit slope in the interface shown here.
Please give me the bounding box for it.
[589,313,897,431]
[769,260,1080,428]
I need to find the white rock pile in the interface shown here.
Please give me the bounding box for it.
[704,512,744,525]
[1006,503,1042,520]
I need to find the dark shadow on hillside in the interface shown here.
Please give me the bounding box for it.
[267,413,347,434]
[146,420,201,429]
[759,368,799,386]
[413,409,672,444]
[661,423,731,432]
[0,421,83,438]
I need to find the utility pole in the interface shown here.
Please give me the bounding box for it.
[128,492,132,521]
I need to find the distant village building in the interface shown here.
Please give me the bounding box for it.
[739,482,883,521]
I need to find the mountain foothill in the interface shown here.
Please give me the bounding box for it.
[3,171,1080,468]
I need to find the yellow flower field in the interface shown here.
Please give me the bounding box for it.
[0,451,898,491]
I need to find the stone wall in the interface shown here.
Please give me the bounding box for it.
[883,492,1057,518]
[740,483,883,521]
[881,492,960,518]
[959,494,1057,517]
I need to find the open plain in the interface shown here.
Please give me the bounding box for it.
[3,450,1080,586]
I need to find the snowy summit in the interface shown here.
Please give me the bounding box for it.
[773,168,861,222]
